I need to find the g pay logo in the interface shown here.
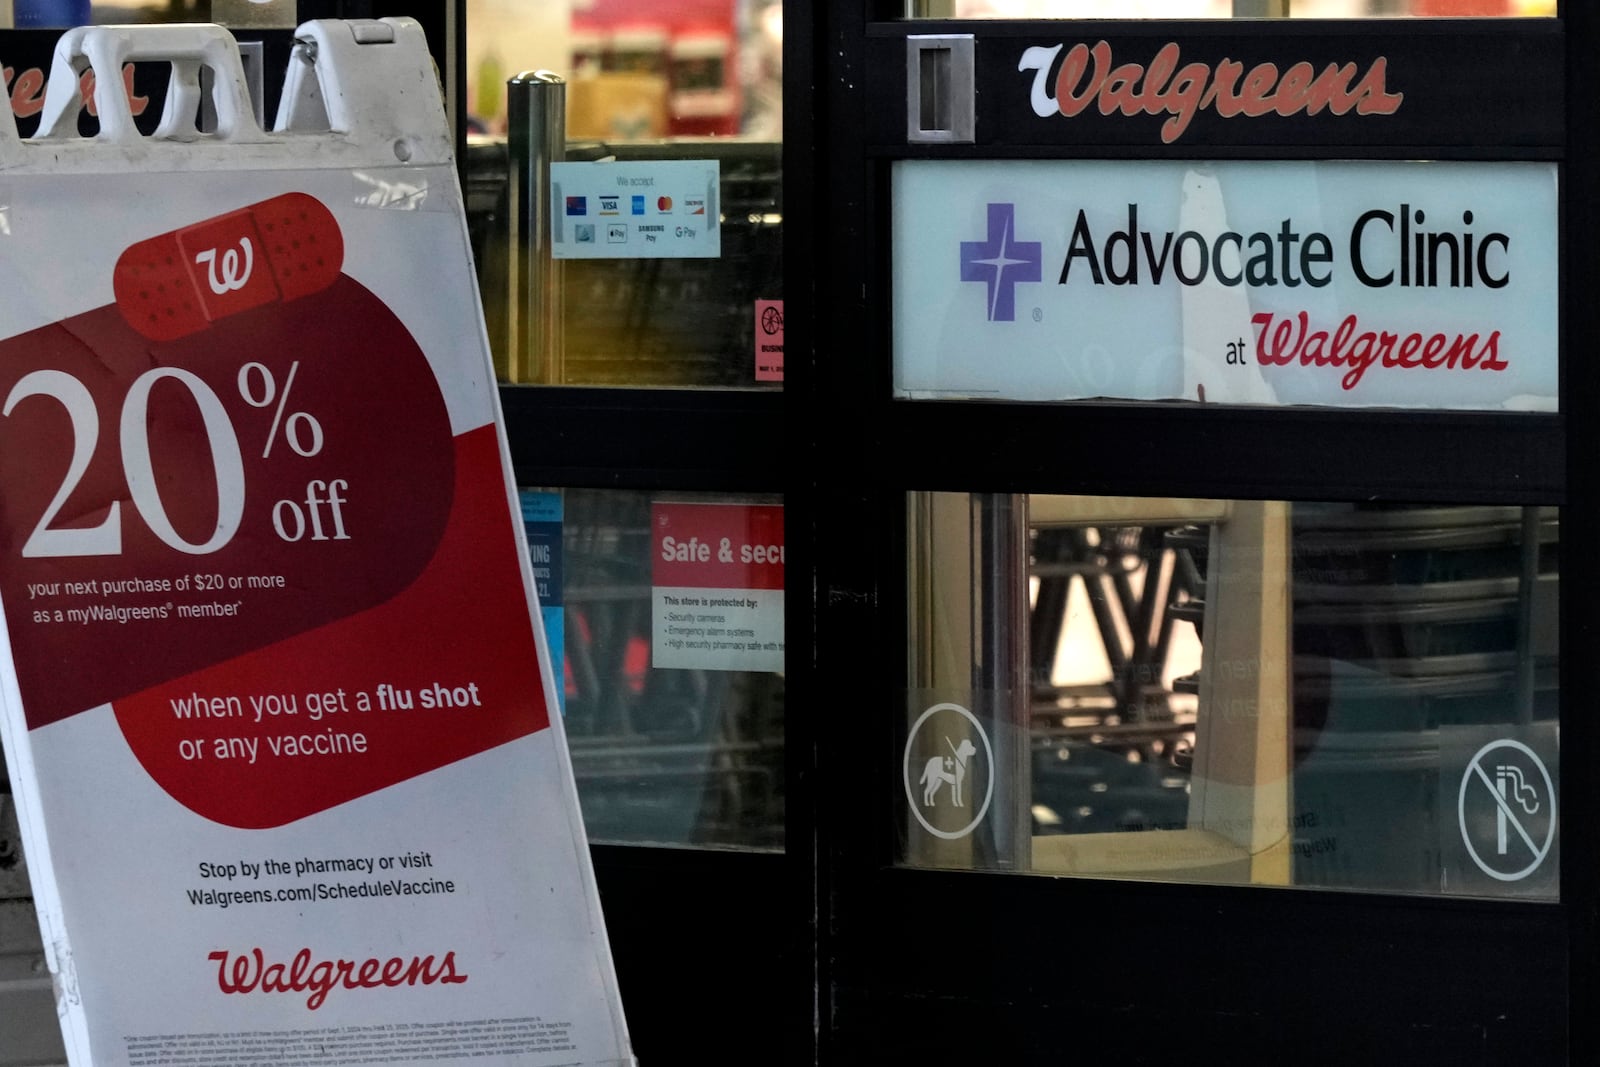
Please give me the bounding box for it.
[959,203,1042,323]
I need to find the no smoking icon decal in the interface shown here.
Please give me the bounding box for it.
[1457,739,1557,883]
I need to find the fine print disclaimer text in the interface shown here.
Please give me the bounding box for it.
[24,572,289,626]
[124,1018,577,1065]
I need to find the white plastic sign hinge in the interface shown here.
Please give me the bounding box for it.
[274,19,450,160]
[0,18,452,169]
[32,24,266,145]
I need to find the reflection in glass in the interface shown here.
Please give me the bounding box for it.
[470,137,783,387]
[464,0,784,388]
[528,488,785,850]
[903,494,1559,899]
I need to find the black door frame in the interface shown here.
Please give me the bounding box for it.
[497,391,812,1067]
[492,1,821,1060]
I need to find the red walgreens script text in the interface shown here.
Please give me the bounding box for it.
[1251,310,1507,391]
[1025,41,1402,143]
[208,947,469,1010]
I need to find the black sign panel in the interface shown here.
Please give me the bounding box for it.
[869,20,1562,156]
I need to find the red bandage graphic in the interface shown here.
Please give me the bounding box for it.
[113,193,344,341]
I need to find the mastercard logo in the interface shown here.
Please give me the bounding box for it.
[657,196,673,211]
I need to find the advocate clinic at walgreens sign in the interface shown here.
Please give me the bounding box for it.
[892,160,1557,410]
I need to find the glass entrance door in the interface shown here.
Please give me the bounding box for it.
[810,4,1582,1065]
[460,2,806,1064]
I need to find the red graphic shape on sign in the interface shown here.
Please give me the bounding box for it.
[253,193,346,301]
[112,193,344,341]
[111,427,547,829]
[0,272,453,730]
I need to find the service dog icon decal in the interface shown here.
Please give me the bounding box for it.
[919,737,978,808]
[903,702,995,840]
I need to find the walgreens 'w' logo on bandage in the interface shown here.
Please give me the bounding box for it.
[113,193,344,341]
[194,237,255,295]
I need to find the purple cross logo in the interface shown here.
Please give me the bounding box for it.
[960,203,1042,322]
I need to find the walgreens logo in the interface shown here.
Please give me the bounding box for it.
[208,946,468,1010]
[1018,40,1403,144]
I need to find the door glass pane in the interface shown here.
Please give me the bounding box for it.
[901,492,1559,899]
[523,487,785,849]
[466,1,785,387]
